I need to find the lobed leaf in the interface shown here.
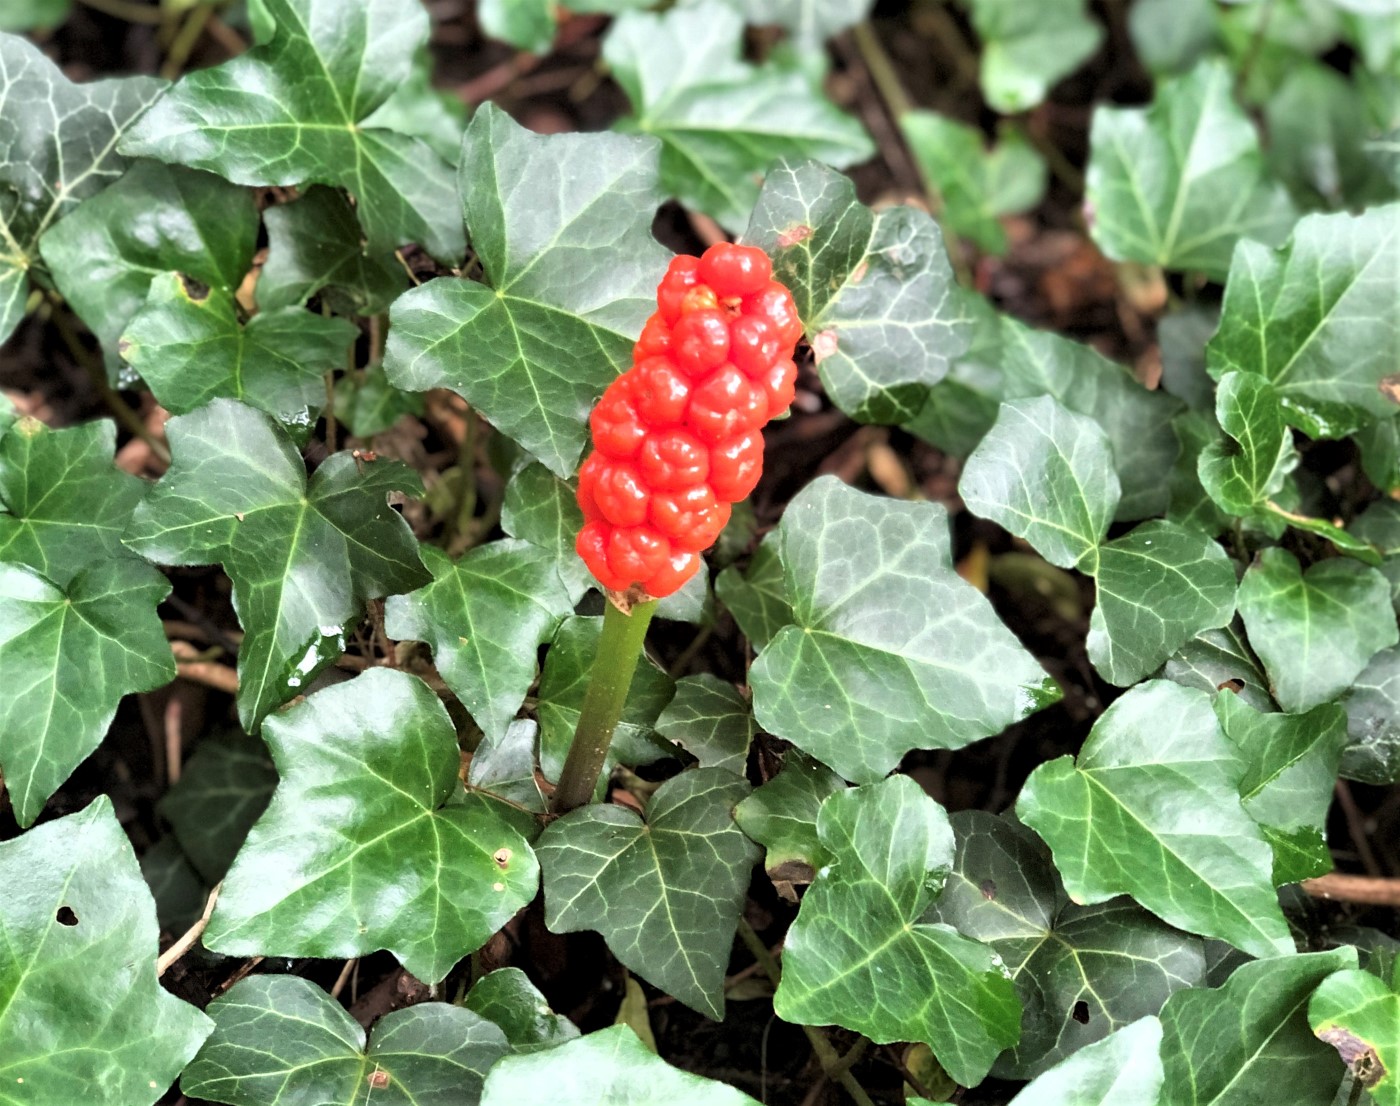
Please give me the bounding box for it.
[653,674,754,774]
[1309,968,1400,1106]
[464,968,580,1055]
[733,751,845,896]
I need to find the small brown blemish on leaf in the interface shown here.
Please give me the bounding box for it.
[1381,375,1400,406]
[367,1069,390,1090]
[177,273,210,302]
[812,330,839,363]
[493,848,512,868]
[850,260,869,285]
[1217,678,1246,695]
[777,224,813,249]
[1319,1027,1387,1086]
[117,338,132,358]
[979,879,997,901]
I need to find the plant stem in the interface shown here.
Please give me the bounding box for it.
[160,2,214,79]
[76,0,164,22]
[550,596,658,813]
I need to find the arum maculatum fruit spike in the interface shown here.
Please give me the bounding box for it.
[576,242,802,597]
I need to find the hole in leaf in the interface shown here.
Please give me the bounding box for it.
[1217,678,1245,695]
[979,879,997,901]
[177,273,210,301]
[493,848,512,868]
[1071,1000,1090,1025]
[55,906,78,927]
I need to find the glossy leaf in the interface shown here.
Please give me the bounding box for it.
[119,0,462,261]
[385,541,575,741]
[751,477,1058,783]
[1162,621,1278,713]
[181,975,509,1106]
[1199,371,1299,517]
[1006,1018,1165,1106]
[733,751,845,895]
[537,769,758,1020]
[1086,60,1296,279]
[0,798,212,1104]
[121,272,356,428]
[480,1025,760,1106]
[464,968,580,1054]
[333,362,425,438]
[653,674,754,774]
[959,395,1120,572]
[603,3,872,229]
[930,811,1205,1077]
[468,719,548,819]
[203,669,539,983]
[1205,204,1400,438]
[963,0,1103,112]
[0,34,163,343]
[1310,968,1400,1106]
[1017,680,1293,959]
[1236,547,1398,714]
[123,399,430,730]
[500,461,593,602]
[1087,520,1238,687]
[385,104,668,477]
[713,532,792,649]
[744,159,969,423]
[773,776,1021,1087]
[1158,949,1355,1106]
[1342,645,1400,784]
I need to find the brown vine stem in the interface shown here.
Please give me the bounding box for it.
[157,880,222,977]
[1302,872,1400,908]
[735,918,878,1106]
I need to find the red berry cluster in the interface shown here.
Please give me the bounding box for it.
[576,243,802,597]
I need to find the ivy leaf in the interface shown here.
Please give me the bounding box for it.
[714,532,792,649]
[1215,694,1347,884]
[385,104,667,477]
[1087,520,1238,688]
[733,751,845,896]
[537,769,758,1020]
[480,1025,761,1106]
[142,835,209,936]
[722,0,872,42]
[258,186,407,315]
[123,399,430,730]
[156,731,277,884]
[203,669,539,983]
[1129,0,1218,74]
[1310,968,1400,1105]
[959,395,1120,572]
[120,272,357,430]
[181,975,509,1106]
[1342,646,1400,784]
[39,162,257,366]
[465,968,580,1054]
[334,362,425,438]
[119,0,461,261]
[1006,1018,1165,1106]
[385,541,575,741]
[901,113,1047,255]
[1199,371,1299,517]
[0,35,164,344]
[363,50,468,165]
[0,0,70,32]
[468,719,548,819]
[751,477,1059,784]
[1017,680,1293,959]
[1159,949,1355,1106]
[654,674,754,774]
[1236,547,1398,714]
[773,776,1021,1087]
[1086,60,1296,280]
[930,811,1205,1078]
[602,3,872,229]
[536,615,676,786]
[1205,204,1400,439]
[0,797,212,1103]
[743,159,969,424]
[962,0,1103,112]
[500,461,593,600]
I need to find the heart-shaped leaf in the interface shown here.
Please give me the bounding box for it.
[1342,645,1400,784]
[963,0,1104,112]
[654,674,754,774]
[1310,967,1400,1106]
[1162,621,1277,713]
[733,751,845,896]
[465,968,580,1055]
[1006,1018,1165,1106]
[714,532,792,650]
[1198,371,1299,518]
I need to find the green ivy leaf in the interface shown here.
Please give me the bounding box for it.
[0,797,212,1103]
[1342,645,1400,784]
[203,668,539,982]
[773,776,1021,1087]
[743,159,970,424]
[1310,968,1400,1105]
[1128,0,1218,74]
[1006,1018,1165,1106]
[123,399,430,730]
[1087,520,1238,687]
[733,751,844,895]
[363,50,468,165]
[480,1025,761,1105]
[714,532,792,649]
[723,0,872,42]
[333,362,425,439]
[603,3,872,229]
[142,835,209,936]
[538,769,758,1020]
[751,477,1059,783]
[465,968,580,1054]
[500,461,592,602]
[1199,371,1299,517]
[1086,60,1296,280]
[1205,204,1400,438]
[1216,694,1347,884]
[1159,949,1356,1106]
[0,34,164,343]
[385,541,574,741]
[181,975,509,1106]
[121,272,356,430]
[1236,547,1398,714]
[259,186,407,315]
[467,719,548,819]
[901,113,1047,255]
[119,0,461,261]
[1162,621,1278,713]
[0,0,69,32]
[1017,680,1293,959]
[962,0,1103,112]
[654,674,754,774]
[960,395,1120,572]
[39,162,257,366]
[930,811,1205,1078]
[385,104,667,477]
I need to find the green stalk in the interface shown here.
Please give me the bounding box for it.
[550,596,658,813]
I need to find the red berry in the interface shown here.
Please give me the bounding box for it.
[672,308,731,377]
[709,430,764,501]
[593,460,650,527]
[577,521,629,590]
[744,282,803,347]
[643,549,702,598]
[638,429,709,491]
[650,484,731,551]
[699,242,772,297]
[590,384,646,460]
[635,313,671,359]
[687,364,768,444]
[632,356,691,428]
[607,525,672,584]
[761,358,798,415]
[577,452,604,522]
[657,256,701,324]
[730,314,782,377]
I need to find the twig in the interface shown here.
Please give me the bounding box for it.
[330,957,358,999]
[1302,872,1400,907]
[161,2,214,79]
[163,696,183,785]
[157,881,222,976]
[171,641,239,694]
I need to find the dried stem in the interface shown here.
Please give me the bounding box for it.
[157,881,222,976]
